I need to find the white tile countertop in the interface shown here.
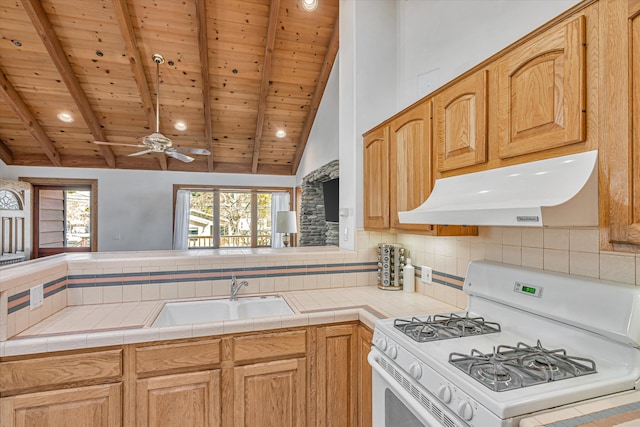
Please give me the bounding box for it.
[519,390,640,426]
[0,286,457,357]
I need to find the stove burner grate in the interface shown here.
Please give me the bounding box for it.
[449,340,597,392]
[393,313,501,342]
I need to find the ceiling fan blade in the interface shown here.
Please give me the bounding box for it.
[170,147,211,155]
[128,149,154,157]
[165,150,194,163]
[94,141,146,148]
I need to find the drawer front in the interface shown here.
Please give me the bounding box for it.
[233,330,306,363]
[0,349,122,395]
[135,339,221,376]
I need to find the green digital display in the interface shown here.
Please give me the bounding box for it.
[521,285,536,294]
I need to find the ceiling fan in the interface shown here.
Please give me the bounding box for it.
[94,53,210,163]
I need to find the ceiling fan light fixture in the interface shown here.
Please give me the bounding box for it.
[301,0,318,12]
[275,129,287,138]
[57,112,74,123]
[174,122,187,131]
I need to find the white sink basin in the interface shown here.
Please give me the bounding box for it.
[152,296,294,327]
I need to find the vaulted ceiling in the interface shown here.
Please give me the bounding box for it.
[0,0,339,175]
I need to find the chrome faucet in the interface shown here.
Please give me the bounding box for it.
[230,274,249,301]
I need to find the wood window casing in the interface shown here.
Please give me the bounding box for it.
[20,178,97,258]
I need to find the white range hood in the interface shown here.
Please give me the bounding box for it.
[398,150,598,227]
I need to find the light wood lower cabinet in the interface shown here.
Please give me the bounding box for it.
[0,323,375,427]
[234,358,306,427]
[135,370,221,427]
[0,383,122,427]
[316,324,358,427]
[357,326,373,427]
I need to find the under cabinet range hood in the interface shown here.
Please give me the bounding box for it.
[398,150,598,227]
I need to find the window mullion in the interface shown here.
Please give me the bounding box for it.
[251,190,257,248]
[213,190,220,249]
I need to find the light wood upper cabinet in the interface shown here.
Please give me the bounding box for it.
[136,370,221,427]
[0,384,122,427]
[316,324,357,427]
[390,101,433,231]
[234,358,306,427]
[601,0,640,248]
[497,15,587,159]
[435,70,489,172]
[363,126,390,230]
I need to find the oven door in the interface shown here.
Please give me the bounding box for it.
[368,348,464,427]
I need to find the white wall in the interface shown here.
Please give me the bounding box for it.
[295,57,340,185]
[0,162,295,251]
[397,0,581,109]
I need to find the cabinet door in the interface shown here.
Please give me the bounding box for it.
[390,101,432,231]
[316,324,357,427]
[357,326,373,427]
[434,70,488,172]
[233,358,306,427]
[0,383,121,427]
[603,0,640,246]
[135,370,221,427]
[497,15,586,159]
[363,126,390,230]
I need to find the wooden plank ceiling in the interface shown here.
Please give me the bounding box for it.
[0,0,338,175]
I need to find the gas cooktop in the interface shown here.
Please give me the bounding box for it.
[449,340,597,392]
[393,312,501,342]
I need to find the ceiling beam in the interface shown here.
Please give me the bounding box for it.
[195,0,214,173]
[0,70,61,166]
[21,0,116,169]
[291,18,339,174]
[0,138,14,165]
[111,0,164,171]
[251,0,281,174]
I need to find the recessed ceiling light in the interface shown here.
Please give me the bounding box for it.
[301,0,318,12]
[174,122,187,131]
[275,129,287,138]
[56,112,74,123]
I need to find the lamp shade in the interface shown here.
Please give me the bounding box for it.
[276,211,297,233]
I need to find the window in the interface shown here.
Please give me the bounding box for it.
[177,186,291,249]
[22,178,97,258]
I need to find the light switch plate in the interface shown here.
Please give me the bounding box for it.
[30,284,44,310]
[421,266,433,283]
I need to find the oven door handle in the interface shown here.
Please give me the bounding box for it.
[368,348,449,427]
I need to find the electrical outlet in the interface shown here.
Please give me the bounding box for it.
[30,284,44,310]
[421,266,433,284]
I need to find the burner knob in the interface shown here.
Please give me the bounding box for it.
[387,346,398,359]
[376,338,388,351]
[409,363,422,380]
[457,401,473,421]
[437,385,452,403]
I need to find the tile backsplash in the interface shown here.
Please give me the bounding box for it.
[356,226,640,308]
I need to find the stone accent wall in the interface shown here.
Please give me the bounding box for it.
[300,160,339,246]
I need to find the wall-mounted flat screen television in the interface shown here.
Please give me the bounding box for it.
[322,178,339,223]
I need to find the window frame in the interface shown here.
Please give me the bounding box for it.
[174,184,293,249]
[20,177,98,258]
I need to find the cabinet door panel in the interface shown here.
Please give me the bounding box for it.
[435,71,488,172]
[390,102,432,231]
[0,383,121,427]
[363,126,390,229]
[234,358,306,427]
[136,370,221,427]
[498,15,586,158]
[357,326,373,427]
[316,324,357,427]
[604,0,640,246]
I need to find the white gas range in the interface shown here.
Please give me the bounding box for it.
[369,261,640,427]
